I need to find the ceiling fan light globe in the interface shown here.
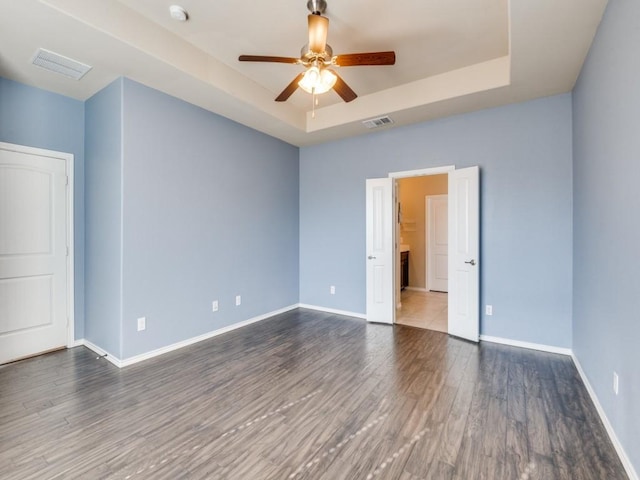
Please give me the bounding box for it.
[299,66,320,93]
[298,66,336,94]
[320,68,337,90]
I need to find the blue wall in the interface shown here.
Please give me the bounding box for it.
[300,94,574,348]
[0,77,85,339]
[573,0,640,473]
[84,78,300,359]
[84,79,124,357]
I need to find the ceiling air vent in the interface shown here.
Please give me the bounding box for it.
[31,48,92,80]
[362,115,394,129]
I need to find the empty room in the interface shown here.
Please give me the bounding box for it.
[0,0,638,479]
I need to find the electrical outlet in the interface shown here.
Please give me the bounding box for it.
[613,372,619,395]
[330,285,336,295]
[212,300,219,312]
[235,295,241,306]
[485,305,493,316]
[137,317,146,331]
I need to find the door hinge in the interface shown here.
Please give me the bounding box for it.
[66,175,69,186]
[66,246,69,257]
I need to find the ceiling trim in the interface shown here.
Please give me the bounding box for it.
[15,0,608,147]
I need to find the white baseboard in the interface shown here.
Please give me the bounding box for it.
[78,304,298,369]
[479,335,572,356]
[297,303,366,320]
[572,354,638,480]
[80,340,123,368]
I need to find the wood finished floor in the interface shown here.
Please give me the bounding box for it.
[0,308,627,480]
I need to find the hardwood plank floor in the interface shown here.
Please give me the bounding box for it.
[0,308,628,479]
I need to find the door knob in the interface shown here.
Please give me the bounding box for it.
[465,259,476,266]
[368,255,377,260]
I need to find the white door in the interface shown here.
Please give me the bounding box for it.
[0,144,69,364]
[366,178,394,324]
[427,195,448,292]
[448,166,479,342]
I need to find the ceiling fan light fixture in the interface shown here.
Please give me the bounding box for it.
[298,66,336,94]
[238,0,393,104]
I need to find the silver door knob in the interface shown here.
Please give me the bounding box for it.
[465,259,476,266]
[368,255,376,260]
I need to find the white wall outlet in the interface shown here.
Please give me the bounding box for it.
[137,317,146,331]
[613,371,619,395]
[235,295,241,306]
[212,300,219,312]
[485,305,493,316]
[330,285,336,295]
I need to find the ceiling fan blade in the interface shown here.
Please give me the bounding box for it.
[331,71,357,103]
[275,72,305,102]
[308,14,329,53]
[239,55,300,64]
[334,51,396,67]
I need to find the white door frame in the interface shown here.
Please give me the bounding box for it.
[0,142,75,348]
[388,165,456,326]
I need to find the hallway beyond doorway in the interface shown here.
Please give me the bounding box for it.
[396,290,447,332]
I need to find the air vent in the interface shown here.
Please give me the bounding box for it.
[31,48,92,80]
[362,115,394,129]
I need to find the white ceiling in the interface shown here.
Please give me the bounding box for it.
[0,0,607,146]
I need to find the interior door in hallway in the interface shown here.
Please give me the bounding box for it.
[0,143,70,364]
[427,194,448,292]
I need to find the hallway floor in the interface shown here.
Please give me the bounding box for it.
[396,289,448,332]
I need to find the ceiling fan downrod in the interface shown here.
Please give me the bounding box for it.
[307,0,327,15]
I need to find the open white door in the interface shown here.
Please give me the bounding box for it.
[366,178,394,324]
[448,166,479,341]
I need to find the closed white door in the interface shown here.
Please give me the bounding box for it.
[427,195,448,292]
[448,167,479,342]
[366,178,394,324]
[0,143,69,364]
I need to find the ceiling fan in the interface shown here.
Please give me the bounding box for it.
[238,0,396,104]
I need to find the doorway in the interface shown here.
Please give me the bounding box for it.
[365,165,479,342]
[395,175,448,332]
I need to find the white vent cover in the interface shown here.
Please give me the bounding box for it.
[31,48,92,80]
[362,115,394,129]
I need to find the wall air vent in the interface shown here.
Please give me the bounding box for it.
[362,115,394,129]
[31,48,92,80]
